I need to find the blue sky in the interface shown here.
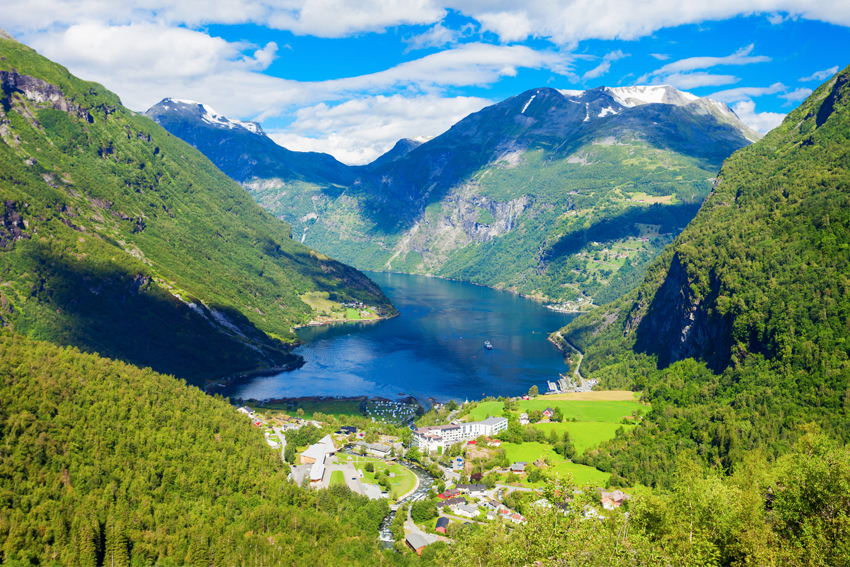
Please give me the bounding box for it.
[3,1,849,164]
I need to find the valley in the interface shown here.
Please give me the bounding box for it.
[150,86,757,308]
[0,21,848,567]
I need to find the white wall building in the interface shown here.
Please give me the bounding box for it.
[413,416,508,453]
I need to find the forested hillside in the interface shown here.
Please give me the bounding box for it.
[0,332,389,566]
[554,64,850,487]
[0,36,394,385]
[153,86,758,306]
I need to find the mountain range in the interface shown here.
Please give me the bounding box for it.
[0,33,394,386]
[553,63,850,487]
[147,84,760,305]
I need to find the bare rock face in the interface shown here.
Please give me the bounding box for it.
[630,252,734,372]
[0,70,93,122]
[0,28,17,43]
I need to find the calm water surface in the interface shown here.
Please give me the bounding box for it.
[225,272,576,403]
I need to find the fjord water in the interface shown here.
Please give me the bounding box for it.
[227,272,576,403]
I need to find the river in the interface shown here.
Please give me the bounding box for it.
[224,272,577,403]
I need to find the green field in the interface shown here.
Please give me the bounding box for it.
[464,398,644,458]
[467,399,644,423]
[329,470,346,487]
[501,442,609,486]
[345,308,362,320]
[347,456,417,497]
[532,422,634,455]
[247,398,365,418]
[516,399,645,422]
[465,402,508,422]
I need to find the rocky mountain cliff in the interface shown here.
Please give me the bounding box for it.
[0,36,395,385]
[150,84,760,305]
[548,65,850,487]
[561,63,849,386]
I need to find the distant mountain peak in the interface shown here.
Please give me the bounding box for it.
[151,98,265,135]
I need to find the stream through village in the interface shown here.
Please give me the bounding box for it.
[338,447,435,549]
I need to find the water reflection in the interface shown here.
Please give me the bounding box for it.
[224,272,576,402]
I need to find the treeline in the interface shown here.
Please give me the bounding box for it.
[0,332,388,566]
[438,428,850,566]
[557,65,850,487]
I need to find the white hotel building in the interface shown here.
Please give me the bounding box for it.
[413,416,508,453]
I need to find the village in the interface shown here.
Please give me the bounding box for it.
[234,386,645,556]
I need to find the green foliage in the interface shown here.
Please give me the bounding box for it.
[410,501,438,523]
[0,331,388,566]
[439,431,850,566]
[0,39,394,386]
[559,66,850,488]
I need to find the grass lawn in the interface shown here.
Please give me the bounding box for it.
[349,457,417,497]
[329,470,346,487]
[345,308,361,320]
[532,422,635,455]
[466,401,506,422]
[465,398,646,424]
[544,391,641,402]
[258,398,364,419]
[501,442,609,486]
[516,399,646,423]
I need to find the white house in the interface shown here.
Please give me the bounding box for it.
[413,416,508,453]
[452,503,479,518]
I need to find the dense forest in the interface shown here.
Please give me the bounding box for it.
[0,332,391,567]
[554,65,850,487]
[439,427,850,566]
[0,36,394,386]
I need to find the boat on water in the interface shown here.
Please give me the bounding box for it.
[484,341,493,350]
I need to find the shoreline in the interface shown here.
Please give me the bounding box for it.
[293,312,399,330]
[363,269,561,304]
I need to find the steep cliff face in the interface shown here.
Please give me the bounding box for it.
[0,36,395,385]
[628,251,735,371]
[562,63,850,380]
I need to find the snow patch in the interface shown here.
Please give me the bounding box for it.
[521,94,536,114]
[557,89,584,98]
[598,106,617,118]
[606,85,699,107]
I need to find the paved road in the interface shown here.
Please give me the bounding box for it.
[554,332,584,381]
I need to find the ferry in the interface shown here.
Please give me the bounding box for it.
[484,341,493,350]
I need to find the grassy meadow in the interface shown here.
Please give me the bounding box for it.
[464,392,647,458]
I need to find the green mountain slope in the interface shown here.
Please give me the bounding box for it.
[0,331,389,566]
[553,64,850,486]
[0,36,394,385]
[154,86,758,305]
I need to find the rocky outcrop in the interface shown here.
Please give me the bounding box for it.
[0,70,93,122]
[630,252,733,371]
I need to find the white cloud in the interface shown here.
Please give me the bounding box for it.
[778,87,813,103]
[799,66,840,82]
[708,82,787,102]
[5,0,850,45]
[582,49,628,80]
[656,73,740,89]
[732,100,785,133]
[404,23,461,51]
[30,24,572,118]
[636,45,769,91]
[269,94,490,164]
[650,53,670,60]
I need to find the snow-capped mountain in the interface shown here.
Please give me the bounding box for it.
[157,98,264,135]
[145,98,354,185]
